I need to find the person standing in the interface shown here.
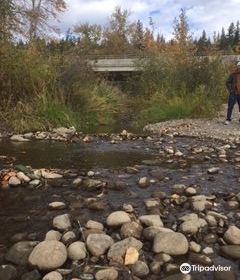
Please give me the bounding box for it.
[225,61,240,124]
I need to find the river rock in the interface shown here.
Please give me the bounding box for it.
[153,232,188,255]
[5,241,37,265]
[8,176,21,187]
[53,214,71,231]
[28,241,67,270]
[207,167,220,174]
[67,241,86,261]
[86,234,113,256]
[120,221,143,239]
[224,225,240,245]
[53,127,76,138]
[106,211,131,227]
[62,231,76,244]
[86,220,104,231]
[42,271,62,280]
[41,170,63,179]
[108,237,143,259]
[10,135,30,142]
[72,177,83,187]
[189,253,213,265]
[95,268,118,280]
[48,202,66,210]
[124,247,139,265]
[225,200,239,210]
[143,226,173,241]
[45,230,62,241]
[0,265,17,280]
[214,271,236,280]
[172,184,186,195]
[189,241,201,253]
[83,179,103,191]
[131,261,149,278]
[139,215,163,227]
[17,172,31,183]
[21,270,41,280]
[163,273,192,280]
[220,245,240,259]
[138,177,150,188]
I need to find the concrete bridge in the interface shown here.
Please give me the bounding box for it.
[88,55,240,73]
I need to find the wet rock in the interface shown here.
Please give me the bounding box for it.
[189,253,213,265]
[28,241,67,270]
[205,215,217,227]
[8,176,21,187]
[172,184,186,195]
[53,127,76,138]
[214,271,236,280]
[72,177,83,187]
[5,241,37,265]
[126,167,139,174]
[10,135,30,142]
[225,201,239,210]
[95,268,118,280]
[189,241,201,253]
[109,181,128,191]
[179,213,207,235]
[164,263,179,274]
[150,261,162,275]
[143,226,173,241]
[67,241,86,261]
[131,261,149,278]
[62,231,76,244]
[163,273,192,280]
[29,179,41,188]
[11,232,28,242]
[123,204,134,213]
[53,214,71,231]
[108,237,143,259]
[207,211,228,221]
[202,247,214,255]
[185,187,197,196]
[83,179,103,191]
[86,220,104,231]
[144,199,160,209]
[42,271,62,280]
[153,232,188,255]
[17,172,31,183]
[139,215,163,227]
[48,202,66,210]
[220,245,240,259]
[86,199,106,211]
[138,177,150,188]
[41,170,63,179]
[86,234,113,256]
[124,247,139,265]
[155,253,172,263]
[21,270,41,280]
[224,225,240,245]
[207,167,220,175]
[0,265,17,280]
[87,171,95,177]
[45,230,62,241]
[204,233,218,244]
[120,221,143,239]
[106,211,130,227]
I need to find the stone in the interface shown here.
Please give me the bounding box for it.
[53,214,71,231]
[86,220,104,231]
[153,232,188,255]
[106,211,131,227]
[10,135,30,142]
[29,180,41,188]
[124,247,139,265]
[204,233,218,244]
[0,265,17,280]
[83,179,103,191]
[150,261,162,275]
[220,245,240,259]
[189,241,201,253]
[45,230,62,241]
[143,226,173,241]
[17,172,31,183]
[162,274,192,280]
[225,201,239,210]
[138,177,150,188]
[8,176,21,187]
[42,271,63,280]
[72,177,83,187]
[53,127,76,137]
[189,253,213,265]
[67,241,86,261]
[86,234,113,256]
[28,241,67,270]
[120,221,143,239]
[62,231,76,244]
[207,167,220,174]
[202,247,214,255]
[21,270,41,280]
[224,225,240,245]
[131,261,149,278]
[5,241,37,265]
[139,215,163,227]
[185,187,197,196]
[41,170,63,179]
[205,215,217,227]
[108,237,143,259]
[172,184,186,195]
[95,268,118,280]
[48,202,66,210]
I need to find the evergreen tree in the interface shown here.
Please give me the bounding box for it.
[131,20,145,51]
[227,22,235,48]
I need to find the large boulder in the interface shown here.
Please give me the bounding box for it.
[5,241,37,265]
[106,211,131,227]
[153,232,188,255]
[28,241,67,270]
[86,234,113,256]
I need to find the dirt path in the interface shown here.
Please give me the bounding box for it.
[144,104,240,142]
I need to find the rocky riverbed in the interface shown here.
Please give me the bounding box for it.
[0,129,240,280]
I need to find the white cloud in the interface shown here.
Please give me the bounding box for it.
[58,0,240,39]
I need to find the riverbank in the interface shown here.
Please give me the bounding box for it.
[0,133,240,280]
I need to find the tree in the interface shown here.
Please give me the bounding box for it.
[197,30,211,54]
[19,0,67,40]
[130,20,145,51]
[172,9,192,54]
[219,27,228,51]
[103,6,131,54]
[227,22,235,48]
[234,21,240,47]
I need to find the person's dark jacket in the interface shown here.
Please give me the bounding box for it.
[226,70,240,94]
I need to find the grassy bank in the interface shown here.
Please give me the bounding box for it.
[0,43,228,133]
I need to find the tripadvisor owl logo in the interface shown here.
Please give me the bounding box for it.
[180,263,191,274]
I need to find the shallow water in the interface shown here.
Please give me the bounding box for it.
[0,137,240,279]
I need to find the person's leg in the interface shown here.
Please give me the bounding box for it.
[226,93,236,122]
[237,95,240,121]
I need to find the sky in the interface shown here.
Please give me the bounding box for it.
[59,0,240,40]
